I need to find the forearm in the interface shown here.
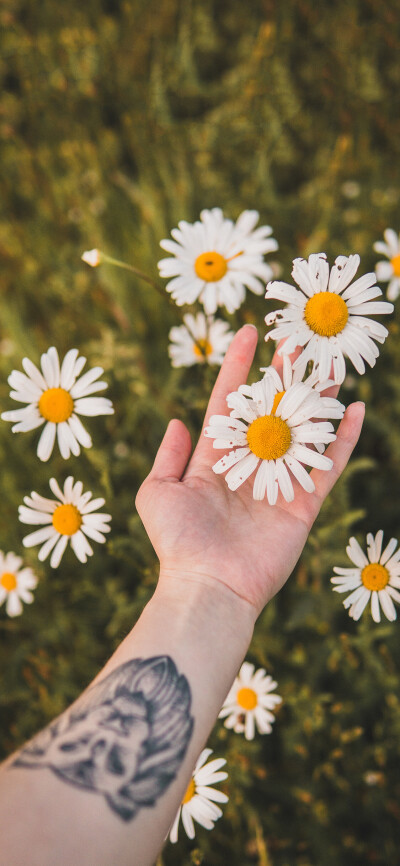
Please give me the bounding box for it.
[0,572,255,866]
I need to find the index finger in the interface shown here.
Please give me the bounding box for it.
[186,324,258,473]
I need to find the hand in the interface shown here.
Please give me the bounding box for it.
[135,325,364,617]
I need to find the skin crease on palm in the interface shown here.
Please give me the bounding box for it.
[135,324,365,619]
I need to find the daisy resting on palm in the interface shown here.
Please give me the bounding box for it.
[0,327,364,866]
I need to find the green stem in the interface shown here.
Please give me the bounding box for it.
[100,252,211,359]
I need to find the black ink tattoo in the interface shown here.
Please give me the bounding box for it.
[12,656,194,821]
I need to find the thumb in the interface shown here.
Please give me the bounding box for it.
[146,419,192,482]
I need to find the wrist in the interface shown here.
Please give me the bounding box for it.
[155,567,257,639]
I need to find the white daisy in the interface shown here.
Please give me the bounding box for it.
[18,476,112,568]
[204,376,336,504]
[1,346,114,461]
[373,228,400,301]
[0,551,38,618]
[168,313,235,367]
[218,661,282,740]
[158,208,278,314]
[264,253,393,384]
[331,530,400,623]
[169,748,228,844]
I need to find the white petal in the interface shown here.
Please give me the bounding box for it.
[73,397,114,416]
[284,455,315,493]
[50,535,69,568]
[37,422,57,462]
[38,532,60,562]
[212,447,250,475]
[60,348,80,390]
[275,459,294,502]
[371,591,381,623]
[21,357,47,389]
[6,592,23,617]
[265,460,278,505]
[380,537,398,565]
[225,452,259,490]
[346,537,368,568]
[49,477,65,502]
[67,414,92,449]
[71,530,93,562]
[21,525,56,547]
[69,367,105,398]
[19,506,53,526]
[252,460,269,501]
[378,588,397,621]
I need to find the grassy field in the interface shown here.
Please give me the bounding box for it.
[1,1,400,863]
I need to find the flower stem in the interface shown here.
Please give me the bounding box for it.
[100,253,210,358]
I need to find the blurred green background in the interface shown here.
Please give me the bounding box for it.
[1,1,400,864]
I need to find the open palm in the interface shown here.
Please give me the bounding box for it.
[136,326,364,616]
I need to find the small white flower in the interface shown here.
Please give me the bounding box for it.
[0,551,38,617]
[331,530,400,622]
[168,313,234,367]
[219,661,282,740]
[373,228,400,301]
[158,208,278,314]
[204,376,336,504]
[1,347,114,461]
[19,476,112,568]
[169,748,228,844]
[81,249,102,267]
[265,253,393,384]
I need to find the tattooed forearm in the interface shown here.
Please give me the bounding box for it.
[12,656,194,822]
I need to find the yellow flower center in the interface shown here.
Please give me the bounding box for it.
[38,388,74,423]
[181,778,196,805]
[304,292,349,337]
[0,572,17,592]
[247,414,291,460]
[361,562,390,592]
[390,254,400,277]
[271,390,285,414]
[193,338,213,359]
[237,686,258,711]
[52,504,82,536]
[194,251,228,282]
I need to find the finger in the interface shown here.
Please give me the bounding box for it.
[187,324,258,472]
[145,419,192,482]
[311,401,365,502]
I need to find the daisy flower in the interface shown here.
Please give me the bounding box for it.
[18,476,112,568]
[204,376,336,504]
[158,208,278,315]
[168,313,235,367]
[169,748,228,843]
[219,661,282,740]
[0,551,38,618]
[1,347,114,461]
[264,253,393,384]
[373,228,400,301]
[331,530,400,623]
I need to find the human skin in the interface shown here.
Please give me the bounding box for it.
[0,325,364,866]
